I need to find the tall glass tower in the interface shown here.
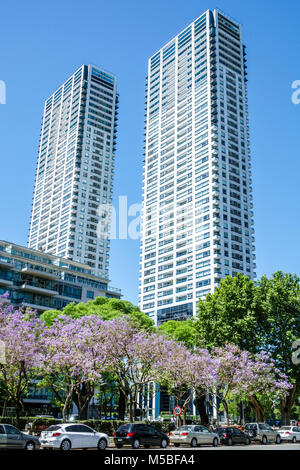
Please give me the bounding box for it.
[139,9,256,325]
[29,65,118,279]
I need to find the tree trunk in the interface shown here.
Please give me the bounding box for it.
[62,393,72,422]
[72,383,94,420]
[15,400,22,428]
[182,408,186,426]
[249,396,264,421]
[78,401,89,420]
[239,401,245,425]
[194,392,209,425]
[280,381,299,425]
[118,389,126,421]
[129,394,134,423]
[222,400,230,425]
[1,398,7,418]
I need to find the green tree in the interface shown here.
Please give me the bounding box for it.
[41,298,155,332]
[196,271,300,424]
[159,319,199,349]
[196,273,263,352]
[256,271,300,424]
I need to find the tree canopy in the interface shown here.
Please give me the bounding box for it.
[41,297,155,332]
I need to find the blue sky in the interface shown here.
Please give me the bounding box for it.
[0,0,299,305]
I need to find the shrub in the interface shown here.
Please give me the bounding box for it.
[0,417,175,434]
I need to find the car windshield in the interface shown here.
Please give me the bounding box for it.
[178,426,192,431]
[44,425,61,431]
[117,425,130,432]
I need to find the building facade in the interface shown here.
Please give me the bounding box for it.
[139,9,256,325]
[0,240,121,313]
[28,65,118,279]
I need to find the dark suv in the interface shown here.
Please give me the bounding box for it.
[114,423,169,449]
[216,427,251,446]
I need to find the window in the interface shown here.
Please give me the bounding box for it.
[5,425,21,435]
[76,425,93,433]
[87,290,94,299]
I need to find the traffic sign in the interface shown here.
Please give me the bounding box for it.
[173,406,182,416]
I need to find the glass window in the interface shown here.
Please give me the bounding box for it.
[5,425,21,435]
[45,425,61,432]
[76,425,93,433]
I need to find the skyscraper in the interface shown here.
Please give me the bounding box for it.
[29,65,118,279]
[139,9,256,325]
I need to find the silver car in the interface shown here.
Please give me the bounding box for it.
[244,423,281,445]
[169,425,219,447]
[278,426,300,443]
[39,423,110,450]
[0,424,40,450]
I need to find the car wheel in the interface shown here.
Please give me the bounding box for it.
[292,436,297,443]
[174,443,180,447]
[60,439,72,451]
[25,441,35,451]
[213,438,218,447]
[132,439,140,449]
[262,435,267,445]
[246,437,251,445]
[144,444,150,448]
[191,438,197,447]
[275,435,281,444]
[98,438,107,450]
[161,438,168,448]
[115,444,123,449]
[227,437,233,446]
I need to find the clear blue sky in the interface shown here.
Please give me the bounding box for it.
[0,0,299,305]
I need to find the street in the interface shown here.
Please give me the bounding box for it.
[107,442,300,451]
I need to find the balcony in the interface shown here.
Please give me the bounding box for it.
[107,286,122,295]
[21,266,57,280]
[20,302,52,312]
[0,258,14,268]
[213,233,221,241]
[0,278,13,287]
[20,283,58,296]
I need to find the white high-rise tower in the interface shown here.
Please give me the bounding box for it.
[139,9,256,324]
[29,65,118,278]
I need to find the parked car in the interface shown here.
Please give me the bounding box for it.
[244,423,281,445]
[39,423,109,450]
[114,423,169,449]
[169,425,219,447]
[0,424,40,450]
[278,426,300,443]
[216,426,251,446]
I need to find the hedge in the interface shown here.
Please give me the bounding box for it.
[0,417,175,434]
[0,416,60,429]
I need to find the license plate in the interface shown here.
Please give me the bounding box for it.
[117,439,122,442]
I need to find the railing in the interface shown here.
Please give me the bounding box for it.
[107,286,122,295]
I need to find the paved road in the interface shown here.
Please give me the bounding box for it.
[108,442,300,451]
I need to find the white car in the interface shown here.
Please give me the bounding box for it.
[278,426,300,443]
[169,425,219,447]
[39,423,110,450]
